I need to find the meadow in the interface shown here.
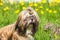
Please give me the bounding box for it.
[0,2,60,40]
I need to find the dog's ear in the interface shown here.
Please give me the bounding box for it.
[15,11,26,34]
[35,20,39,32]
[32,19,39,35]
[15,14,22,30]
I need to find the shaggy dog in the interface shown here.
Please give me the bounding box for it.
[0,7,39,40]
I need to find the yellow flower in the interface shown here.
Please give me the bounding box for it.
[35,8,38,11]
[29,2,33,7]
[15,10,20,13]
[46,8,49,11]
[40,10,44,14]
[49,10,52,13]
[53,10,57,14]
[40,6,43,9]
[41,0,46,3]
[22,7,26,10]
[19,2,24,6]
[56,0,60,3]
[0,2,3,6]
[3,7,9,11]
[34,3,38,7]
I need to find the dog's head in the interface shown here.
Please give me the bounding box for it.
[15,7,39,36]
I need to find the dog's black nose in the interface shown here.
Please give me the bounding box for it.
[31,18,33,21]
[31,19,33,21]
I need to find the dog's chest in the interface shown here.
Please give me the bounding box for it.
[12,32,34,40]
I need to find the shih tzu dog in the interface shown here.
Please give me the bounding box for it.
[0,7,39,40]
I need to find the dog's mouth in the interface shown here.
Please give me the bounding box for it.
[26,24,33,35]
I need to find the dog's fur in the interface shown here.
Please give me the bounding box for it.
[0,7,39,40]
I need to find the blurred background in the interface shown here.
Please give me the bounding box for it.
[0,0,60,40]
[0,0,60,3]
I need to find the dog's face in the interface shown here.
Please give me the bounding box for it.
[16,7,39,36]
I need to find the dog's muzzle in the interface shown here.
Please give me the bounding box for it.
[31,17,35,23]
[29,16,36,24]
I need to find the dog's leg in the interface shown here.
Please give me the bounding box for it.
[12,32,20,40]
[0,36,7,40]
[12,32,29,40]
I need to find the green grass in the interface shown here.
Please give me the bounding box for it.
[0,2,60,40]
